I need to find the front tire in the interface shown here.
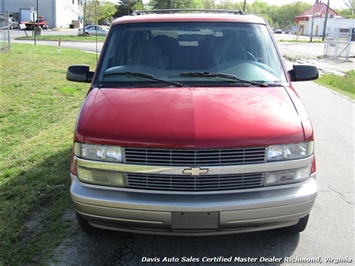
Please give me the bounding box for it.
[281,214,309,233]
[76,212,99,234]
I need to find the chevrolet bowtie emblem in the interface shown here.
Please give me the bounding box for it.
[182,167,209,176]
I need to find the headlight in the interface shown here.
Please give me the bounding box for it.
[74,142,123,162]
[267,142,314,161]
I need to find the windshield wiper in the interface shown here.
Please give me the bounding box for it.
[180,72,268,87]
[103,72,183,87]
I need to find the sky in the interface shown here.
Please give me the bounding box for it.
[248,0,347,9]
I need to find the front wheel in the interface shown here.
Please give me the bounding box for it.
[76,212,99,234]
[281,214,309,234]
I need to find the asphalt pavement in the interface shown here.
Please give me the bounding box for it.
[274,35,354,75]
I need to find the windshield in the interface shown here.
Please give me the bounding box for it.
[95,21,287,87]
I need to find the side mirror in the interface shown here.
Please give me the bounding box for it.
[288,65,319,82]
[66,65,94,83]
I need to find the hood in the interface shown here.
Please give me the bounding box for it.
[76,87,306,148]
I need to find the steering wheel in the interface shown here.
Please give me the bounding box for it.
[244,51,257,61]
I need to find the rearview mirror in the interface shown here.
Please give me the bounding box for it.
[288,65,319,82]
[66,65,94,83]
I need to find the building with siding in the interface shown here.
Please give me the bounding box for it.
[0,0,83,29]
[295,0,344,36]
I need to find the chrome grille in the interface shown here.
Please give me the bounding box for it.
[124,147,266,166]
[126,173,264,191]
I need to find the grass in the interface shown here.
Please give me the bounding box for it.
[15,34,106,42]
[0,43,96,265]
[316,70,355,99]
[278,39,324,43]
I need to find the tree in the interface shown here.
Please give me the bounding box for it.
[339,0,355,17]
[213,0,245,11]
[149,0,203,9]
[114,0,143,17]
[343,0,355,14]
[202,0,215,9]
[70,0,117,35]
[243,1,312,30]
[85,0,117,24]
[275,2,312,29]
[98,1,118,24]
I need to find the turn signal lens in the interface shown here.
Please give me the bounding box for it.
[265,164,312,186]
[76,166,125,187]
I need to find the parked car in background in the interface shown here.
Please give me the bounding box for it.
[8,17,19,29]
[67,9,319,236]
[20,16,48,30]
[77,25,108,36]
[0,15,6,25]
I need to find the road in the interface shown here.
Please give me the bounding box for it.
[9,28,104,54]
[14,39,104,54]
[9,29,353,265]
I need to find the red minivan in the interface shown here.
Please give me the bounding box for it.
[67,10,319,235]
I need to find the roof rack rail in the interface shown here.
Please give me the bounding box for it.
[132,9,244,16]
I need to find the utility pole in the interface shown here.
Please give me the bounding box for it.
[83,0,87,35]
[243,0,247,13]
[322,0,330,41]
[34,0,38,45]
[310,0,317,42]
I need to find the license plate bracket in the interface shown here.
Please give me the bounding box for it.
[172,212,219,229]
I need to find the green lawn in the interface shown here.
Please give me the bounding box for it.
[15,34,106,42]
[316,70,355,99]
[0,43,96,265]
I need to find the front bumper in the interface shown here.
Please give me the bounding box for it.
[71,175,317,235]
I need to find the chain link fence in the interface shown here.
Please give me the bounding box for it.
[0,12,10,51]
[324,28,354,60]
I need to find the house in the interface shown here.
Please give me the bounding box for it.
[0,0,83,29]
[295,0,344,36]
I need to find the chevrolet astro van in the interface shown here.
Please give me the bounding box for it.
[66,9,319,235]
